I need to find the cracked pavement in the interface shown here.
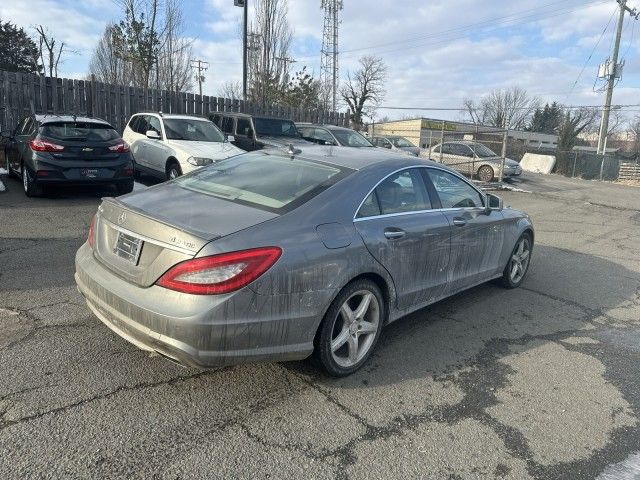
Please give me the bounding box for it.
[1,173,640,479]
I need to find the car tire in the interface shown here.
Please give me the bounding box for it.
[5,154,16,179]
[22,164,42,197]
[313,279,385,377]
[499,232,533,289]
[477,165,495,182]
[116,180,134,195]
[166,161,182,180]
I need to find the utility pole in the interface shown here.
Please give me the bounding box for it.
[276,56,297,85]
[234,0,248,100]
[191,59,209,97]
[597,0,638,154]
[320,0,343,112]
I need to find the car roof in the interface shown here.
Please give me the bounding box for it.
[266,144,442,171]
[133,112,209,121]
[35,115,111,126]
[209,112,293,122]
[297,124,358,132]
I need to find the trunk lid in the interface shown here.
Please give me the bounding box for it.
[94,182,278,287]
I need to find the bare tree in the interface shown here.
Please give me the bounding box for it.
[89,0,192,92]
[219,80,243,100]
[464,87,540,129]
[89,24,128,84]
[248,0,293,106]
[340,55,387,131]
[34,25,74,77]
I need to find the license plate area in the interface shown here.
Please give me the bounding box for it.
[113,232,143,264]
[81,168,99,178]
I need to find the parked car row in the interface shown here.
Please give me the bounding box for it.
[1,111,522,197]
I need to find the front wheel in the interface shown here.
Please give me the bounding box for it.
[313,279,385,377]
[477,165,495,182]
[166,162,182,181]
[500,233,532,289]
[22,165,42,197]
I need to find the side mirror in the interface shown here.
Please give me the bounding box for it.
[226,135,235,143]
[146,130,161,140]
[486,193,503,211]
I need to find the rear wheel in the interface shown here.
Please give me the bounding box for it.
[166,161,182,180]
[313,279,384,377]
[477,165,495,182]
[116,180,134,195]
[22,164,42,197]
[500,233,532,289]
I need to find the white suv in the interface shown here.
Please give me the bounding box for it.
[123,113,244,180]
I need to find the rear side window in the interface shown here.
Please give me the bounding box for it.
[40,122,120,142]
[374,169,431,215]
[175,153,350,213]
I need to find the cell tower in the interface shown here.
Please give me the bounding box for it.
[320,0,343,112]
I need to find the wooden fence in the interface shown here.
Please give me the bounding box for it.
[0,70,349,134]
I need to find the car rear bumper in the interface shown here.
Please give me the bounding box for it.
[74,243,319,367]
[29,154,133,183]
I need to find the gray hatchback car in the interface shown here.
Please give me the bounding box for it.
[75,146,534,376]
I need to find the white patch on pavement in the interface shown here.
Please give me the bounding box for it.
[0,179,5,192]
[133,182,146,191]
[0,167,8,175]
[597,452,640,480]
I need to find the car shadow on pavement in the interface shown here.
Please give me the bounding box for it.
[286,244,640,389]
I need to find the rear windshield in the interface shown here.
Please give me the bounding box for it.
[254,118,300,138]
[40,122,120,142]
[163,118,225,142]
[175,152,350,213]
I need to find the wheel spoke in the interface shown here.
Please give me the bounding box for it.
[331,328,350,352]
[359,321,377,334]
[511,262,519,279]
[340,303,355,323]
[353,293,372,320]
[520,250,530,262]
[517,240,525,256]
[348,335,359,363]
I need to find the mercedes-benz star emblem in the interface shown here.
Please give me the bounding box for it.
[117,212,127,225]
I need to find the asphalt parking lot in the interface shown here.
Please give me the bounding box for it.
[1,171,640,479]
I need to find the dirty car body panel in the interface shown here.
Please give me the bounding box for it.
[75,145,534,368]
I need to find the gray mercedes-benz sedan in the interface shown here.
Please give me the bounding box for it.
[75,146,534,376]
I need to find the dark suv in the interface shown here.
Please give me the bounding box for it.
[208,112,312,151]
[2,115,134,197]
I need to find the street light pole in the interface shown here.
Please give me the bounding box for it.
[235,0,249,101]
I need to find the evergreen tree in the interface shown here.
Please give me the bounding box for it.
[0,20,41,73]
[528,102,563,134]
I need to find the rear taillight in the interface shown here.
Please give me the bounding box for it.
[88,215,96,248]
[156,247,282,295]
[109,142,130,153]
[30,139,64,152]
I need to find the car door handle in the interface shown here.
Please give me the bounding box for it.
[384,228,406,239]
[453,218,467,227]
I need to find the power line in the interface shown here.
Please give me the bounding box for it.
[376,103,640,111]
[191,59,209,97]
[565,4,619,99]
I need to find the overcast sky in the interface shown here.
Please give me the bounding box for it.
[2,0,639,120]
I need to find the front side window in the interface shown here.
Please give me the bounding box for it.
[236,118,252,136]
[175,153,350,212]
[372,169,431,215]
[40,122,120,142]
[312,128,336,145]
[331,129,373,147]
[432,145,441,154]
[163,118,224,142]
[427,169,484,209]
[221,117,234,134]
[148,116,162,137]
[391,136,415,148]
[253,118,300,138]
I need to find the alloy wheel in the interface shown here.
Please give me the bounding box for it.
[478,165,494,182]
[330,290,380,368]
[509,237,531,284]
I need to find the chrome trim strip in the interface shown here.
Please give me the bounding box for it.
[102,218,196,255]
[352,165,486,221]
